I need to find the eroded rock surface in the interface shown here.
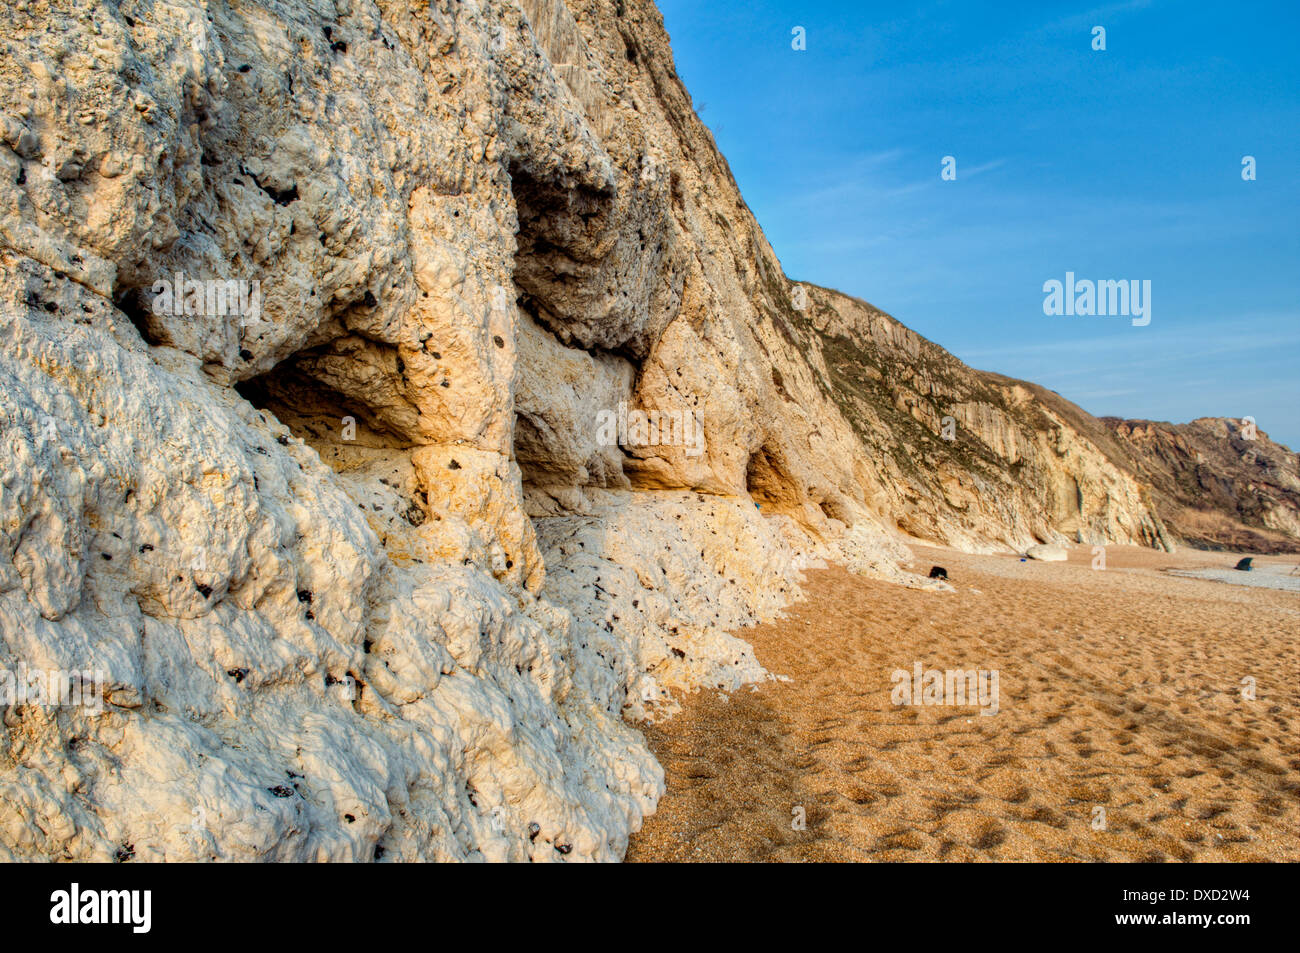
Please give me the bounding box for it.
[1101,417,1300,553]
[0,0,1210,862]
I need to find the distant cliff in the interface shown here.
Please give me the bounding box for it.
[1100,418,1300,553]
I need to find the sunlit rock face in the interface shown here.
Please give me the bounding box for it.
[0,0,1181,861]
[1100,417,1300,553]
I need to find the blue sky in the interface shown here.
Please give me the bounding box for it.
[655,0,1300,449]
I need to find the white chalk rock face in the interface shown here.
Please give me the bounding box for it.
[0,0,1180,862]
[1025,544,1070,562]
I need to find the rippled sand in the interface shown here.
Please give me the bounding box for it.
[626,545,1300,862]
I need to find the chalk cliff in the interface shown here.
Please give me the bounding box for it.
[0,0,1215,862]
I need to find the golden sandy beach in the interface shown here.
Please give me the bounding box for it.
[626,546,1300,862]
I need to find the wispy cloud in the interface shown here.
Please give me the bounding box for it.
[958,321,1300,369]
[959,158,1006,179]
[1038,0,1157,35]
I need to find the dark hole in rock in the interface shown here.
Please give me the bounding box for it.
[236,353,416,472]
[745,445,799,508]
[112,286,166,346]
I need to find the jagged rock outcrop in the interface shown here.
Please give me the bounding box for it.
[1100,417,1300,553]
[0,0,1184,862]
